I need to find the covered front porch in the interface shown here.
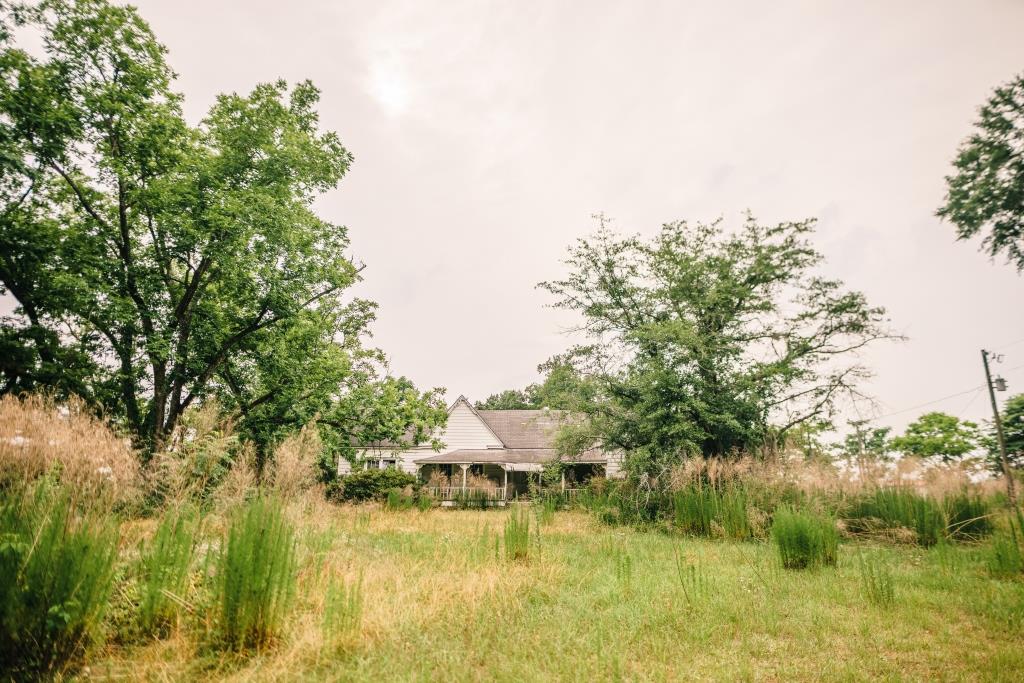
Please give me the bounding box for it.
[415,449,605,504]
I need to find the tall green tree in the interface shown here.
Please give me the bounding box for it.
[938,72,1024,271]
[989,393,1024,471]
[0,0,445,459]
[540,215,896,476]
[475,356,598,411]
[890,412,980,462]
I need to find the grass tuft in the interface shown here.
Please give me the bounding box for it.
[504,507,532,562]
[212,495,297,651]
[0,479,119,678]
[138,504,200,638]
[771,506,839,570]
[858,552,896,606]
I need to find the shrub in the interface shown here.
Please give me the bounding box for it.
[455,487,493,510]
[416,492,433,511]
[771,506,839,569]
[138,504,200,637]
[384,487,416,511]
[504,508,532,562]
[213,496,297,651]
[0,480,119,678]
[334,468,417,503]
[858,553,896,606]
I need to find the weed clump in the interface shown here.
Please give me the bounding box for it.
[858,553,896,606]
[0,480,119,678]
[138,504,200,637]
[771,506,839,569]
[212,496,297,651]
[504,507,532,562]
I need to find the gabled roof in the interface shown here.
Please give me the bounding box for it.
[357,396,581,453]
[476,409,571,448]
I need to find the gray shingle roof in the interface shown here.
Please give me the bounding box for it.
[475,409,572,448]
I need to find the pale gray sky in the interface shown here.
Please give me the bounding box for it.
[29,1,1024,433]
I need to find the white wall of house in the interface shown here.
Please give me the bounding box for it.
[343,397,502,476]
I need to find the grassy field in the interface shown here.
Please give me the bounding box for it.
[88,502,1024,682]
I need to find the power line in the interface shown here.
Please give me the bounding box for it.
[870,362,1024,422]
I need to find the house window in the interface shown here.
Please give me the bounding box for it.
[380,459,398,470]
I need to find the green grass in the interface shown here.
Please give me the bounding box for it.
[212,496,297,651]
[772,506,839,569]
[138,503,200,637]
[842,488,994,546]
[0,479,119,678]
[672,483,754,539]
[504,506,532,562]
[83,506,1024,681]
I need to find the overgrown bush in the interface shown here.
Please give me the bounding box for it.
[332,468,417,502]
[0,480,119,678]
[212,496,297,651]
[138,504,200,638]
[771,506,839,570]
[504,508,532,562]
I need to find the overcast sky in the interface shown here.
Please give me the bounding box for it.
[42,1,1024,432]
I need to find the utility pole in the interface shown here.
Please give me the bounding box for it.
[982,349,1017,506]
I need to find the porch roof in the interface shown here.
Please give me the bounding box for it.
[413,448,606,465]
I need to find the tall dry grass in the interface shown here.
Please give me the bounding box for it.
[267,422,322,501]
[0,394,139,505]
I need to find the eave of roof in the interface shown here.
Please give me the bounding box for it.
[413,448,606,465]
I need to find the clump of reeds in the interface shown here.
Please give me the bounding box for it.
[672,483,753,539]
[0,478,119,678]
[143,402,239,510]
[212,495,297,651]
[138,504,201,637]
[858,552,896,606]
[771,505,839,569]
[987,507,1024,578]
[504,507,532,562]
[322,571,364,649]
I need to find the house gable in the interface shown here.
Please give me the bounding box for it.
[440,396,505,450]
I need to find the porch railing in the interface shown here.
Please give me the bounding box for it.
[425,486,507,501]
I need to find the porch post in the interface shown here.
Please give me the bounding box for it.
[561,470,566,493]
[503,466,508,491]
[460,463,469,492]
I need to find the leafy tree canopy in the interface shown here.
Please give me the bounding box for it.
[833,424,893,462]
[0,0,446,462]
[890,412,981,462]
[938,72,1024,271]
[475,357,599,411]
[988,393,1024,471]
[540,214,897,477]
